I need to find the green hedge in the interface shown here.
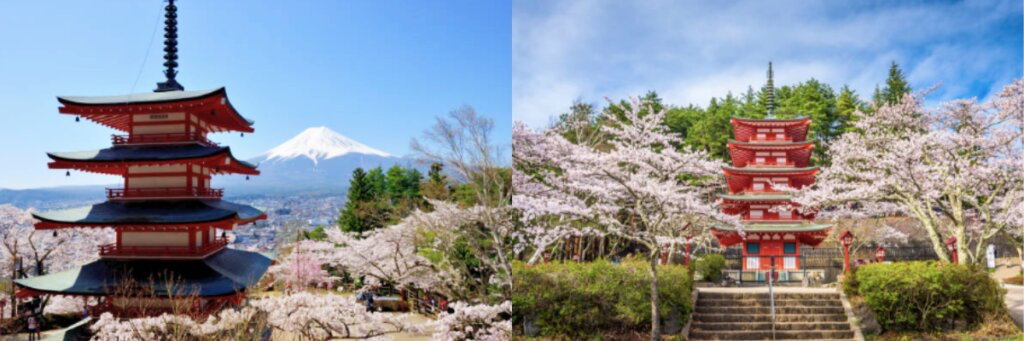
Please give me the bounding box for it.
[694,254,726,282]
[512,258,693,338]
[843,261,1006,332]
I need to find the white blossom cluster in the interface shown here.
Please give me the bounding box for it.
[432,301,512,341]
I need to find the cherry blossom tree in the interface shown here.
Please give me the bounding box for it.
[433,301,512,341]
[411,107,518,300]
[91,292,421,340]
[785,79,1024,264]
[0,204,113,317]
[267,240,336,290]
[513,97,739,339]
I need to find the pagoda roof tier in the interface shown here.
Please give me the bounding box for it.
[731,117,810,142]
[47,144,258,175]
[728,139,814,147]
[14,248,273,297]
[723,166,818,194]
[58,87,254,133]
[728,141,814,168]
[722,165,818,174]
[32,199,265,230]
[711,222,831,247]
[720,193,792,202]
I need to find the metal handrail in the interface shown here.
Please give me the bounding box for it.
[769,255,776,340]
[106,187,223,199]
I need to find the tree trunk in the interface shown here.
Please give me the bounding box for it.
[649,251,661,341]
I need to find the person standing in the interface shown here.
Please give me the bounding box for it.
[26,313,38,341]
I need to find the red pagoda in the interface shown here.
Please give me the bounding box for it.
[15,0,271,316]
[711,64,831,282]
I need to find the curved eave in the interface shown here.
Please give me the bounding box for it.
[57,87,254,133]
[728,140,814,149]
[720,194,793,202]
[731,116,811,125]
[712,223,831,233]
[32,200,267,230]
[722,165,818,175]
[46,146,259,176]
[14,248,273,297]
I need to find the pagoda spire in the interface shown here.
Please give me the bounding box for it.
[155,0,184,92]
[763,61,775,118]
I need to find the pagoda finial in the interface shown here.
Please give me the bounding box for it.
[155,0,184,92]
[763,61,775,118]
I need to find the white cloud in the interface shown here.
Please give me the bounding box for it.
[513,0,1022,127]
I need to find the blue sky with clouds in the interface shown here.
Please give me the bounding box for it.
[0,1,511,189]
[513,0,1024,127]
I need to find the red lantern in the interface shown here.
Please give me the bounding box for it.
[945,236,958,264]
[875,246,885,262]
[839,230,854,273]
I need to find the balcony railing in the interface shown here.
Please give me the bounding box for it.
[99,238,229,258]
[111,132,216,146]
[751,135,792,142]
[106,187,224,200]
[748,161,796,168]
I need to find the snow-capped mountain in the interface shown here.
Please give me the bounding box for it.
[261,126,391,165]
[219,127,416,196]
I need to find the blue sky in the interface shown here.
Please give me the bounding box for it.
[0,1,511,189]
[513,0,1024,127]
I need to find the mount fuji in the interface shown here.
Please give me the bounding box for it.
[219,127,414,196]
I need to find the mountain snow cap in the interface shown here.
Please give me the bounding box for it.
[263,126,391,164]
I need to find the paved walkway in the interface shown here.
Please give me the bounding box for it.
[1006,285,1023,331]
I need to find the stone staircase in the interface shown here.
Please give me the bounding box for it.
[688,289,856,340]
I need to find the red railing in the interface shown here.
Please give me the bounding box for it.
[751,135,793,142]
[748,161,796,168]
[107,187,224,200]
[111,132,216,146]
[99,238,229,258]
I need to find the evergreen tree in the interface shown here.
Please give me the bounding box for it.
[835,85,864,135]
[338,168,390,236]
[385,165,408,201]
[776,79,837,164]
[421,162,451,201]
[365,167,387,198]
[878,61,911,106]
[739,86,764,119]
[346,168,372,202]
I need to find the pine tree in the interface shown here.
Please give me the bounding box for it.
[835,85,863,135]
[339,168,382,235]
[879,61,911,106]
[421,162,451,201]
[365,167,387,198]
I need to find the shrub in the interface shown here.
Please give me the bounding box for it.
[845,261,1006,332]
[694,254,726,282]
[511,258,693,338]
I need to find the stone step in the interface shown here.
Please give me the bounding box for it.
[694,305,845,315]
[692,313,848,323]
[688,329,855,340]
[696,298,842,307]
[692,321,851,331]
[698,292,839,300]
